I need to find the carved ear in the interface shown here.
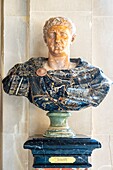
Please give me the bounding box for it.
[71,34,76,43]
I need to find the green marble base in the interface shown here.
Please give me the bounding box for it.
[43,111,75,138]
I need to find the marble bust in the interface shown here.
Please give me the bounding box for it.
[2,17,111,112]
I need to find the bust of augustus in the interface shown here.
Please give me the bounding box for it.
[2,17,111,111]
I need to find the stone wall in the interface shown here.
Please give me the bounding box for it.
[1,0,113,170]
[3,0,29,169]
[0,0,3,169]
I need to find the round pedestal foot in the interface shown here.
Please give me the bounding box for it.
[43,111,75,138]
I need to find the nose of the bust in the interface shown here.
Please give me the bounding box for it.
[55,33,61,43]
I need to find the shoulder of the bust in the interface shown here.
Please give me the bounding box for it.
[71,57,91,68]
[24,57,47,68]
[6,57,47,76]
[73,57,105,76]
[78,57,100,69]
[26,57,46,63]
[78,57,90,65]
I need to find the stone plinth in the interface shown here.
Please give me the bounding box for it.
[23,135,101,169]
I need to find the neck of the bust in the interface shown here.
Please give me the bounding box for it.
[48,52,70,70]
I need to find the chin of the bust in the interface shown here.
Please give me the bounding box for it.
[54,49,62,53]
[54,51,65,56]
[55,47,64,53]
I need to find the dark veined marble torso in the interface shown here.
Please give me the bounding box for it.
[2,57,111,111]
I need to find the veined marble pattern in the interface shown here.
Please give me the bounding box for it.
[3,57,111,111]
[2,0,113,170]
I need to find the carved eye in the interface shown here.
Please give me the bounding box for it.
[60,32,68,38]
[48,32,55,39]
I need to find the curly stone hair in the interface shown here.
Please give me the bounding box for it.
[43,16,76,43]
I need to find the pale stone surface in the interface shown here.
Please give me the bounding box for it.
[28,152,34,170]
[30,12,92,62]
[92,11,113,169]
[109,135,113,167]
[3,93,29,133]
[69,108,92,136]
[93,0,113,16]
[29,104,49,136]
[3,1,29,170]
[0,1,3,169]
[4,0,28,16]
[4,16,28,75]
[92,86,113,134]
[31,0,92,12]
[92,135,113,170]
[0,0,2,129]
[3,134,29,170]
[3,15,29,134]
[92,17,113,78]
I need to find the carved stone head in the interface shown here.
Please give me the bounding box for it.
[43,16,76,44]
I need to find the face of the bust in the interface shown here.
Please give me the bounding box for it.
[46,25,72,56]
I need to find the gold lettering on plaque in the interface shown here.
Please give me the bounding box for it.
[49,157,76,163]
